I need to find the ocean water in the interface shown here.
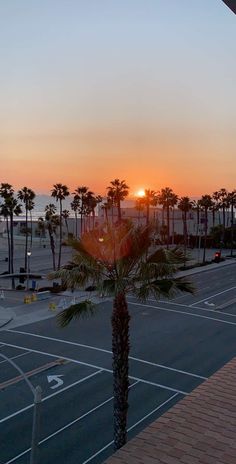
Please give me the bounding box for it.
[16,195,135,221]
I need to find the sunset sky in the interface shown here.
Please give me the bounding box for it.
[1,1,235,198]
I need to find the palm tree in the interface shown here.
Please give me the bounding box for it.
[51,183,70,269]
[93,195,102,229]
[192,200,201,249]
[73,186,94,235]
[135,197,145,226]
[170,193,178,245]
[227,190,236,257]
[71,197,80,238]
[17,187,36,270]
[158,187,177,248]
[62,209,70,237]
[0,184,22,288]
[0,184,14,272]
[101,198,113,226]
[178,197,193,261]
[49,223,194,450]
[28,198,35,249]
[137,189,157,225]
[198,195,214,264]
[217,188,229,243]
[107,179,129,222]
[212,190,221,226]
[39,204,60,270]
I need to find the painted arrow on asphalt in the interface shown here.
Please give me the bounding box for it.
[47,375,64,389]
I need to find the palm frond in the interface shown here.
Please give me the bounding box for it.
[151,277,195,298]
[100,279,116,296]
[57,300,95,327]
[148,247,188,265]
[133,276,195,302]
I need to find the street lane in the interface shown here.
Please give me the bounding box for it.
[0,263,235,463]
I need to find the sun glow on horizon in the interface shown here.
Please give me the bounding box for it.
[136,189,145,198]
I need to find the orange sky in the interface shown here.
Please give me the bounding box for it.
[1,1,235,198]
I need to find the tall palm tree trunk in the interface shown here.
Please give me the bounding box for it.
[30,210,33,249]
[75,211,78,238]
[10,213,15,289]
[112,291,130,450]
[230,202,234,257]
[58,200,62,269]
[117,199,121,222]
[183,211,187,265]
[172,208,175,245]
[203,209,207,264]
[222,206,226,243]
[167,205,170,248]
[24,207,28,270]
[6,218,11,274]
[48,227,56,271]
[80,211,83,236]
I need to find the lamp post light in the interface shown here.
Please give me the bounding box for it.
[27,250,32,291]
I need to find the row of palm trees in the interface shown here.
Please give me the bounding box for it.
[1,181,236,276]
[135,187,236,260]
[0,180,128,275]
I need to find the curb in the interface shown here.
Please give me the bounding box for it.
[0,316,14,329]
[177,258,236,278]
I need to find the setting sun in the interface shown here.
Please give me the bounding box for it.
[136,189,146,198]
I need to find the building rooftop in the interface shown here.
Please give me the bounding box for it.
[104,357,236,464]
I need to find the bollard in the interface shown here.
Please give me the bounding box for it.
[24,295,31,304]
[49,302,57,311]
[31,293,37,302]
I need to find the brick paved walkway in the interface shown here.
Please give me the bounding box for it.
[104,357,236,464]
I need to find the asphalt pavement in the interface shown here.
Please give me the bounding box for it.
[0,258,236,464]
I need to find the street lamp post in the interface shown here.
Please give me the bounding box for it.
[0,352,42,464]
[27,250,32,291]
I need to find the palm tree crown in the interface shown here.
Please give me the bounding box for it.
[107,179,129,221]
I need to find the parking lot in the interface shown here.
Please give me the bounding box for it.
[0,263,236,464]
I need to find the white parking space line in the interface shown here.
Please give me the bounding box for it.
[0,342,189,395]
[82,393,179,464]
[130,356,206,380]
[128,301,236,326]
[0,370,103,424]
[155,299,236,318]
[218,297,236,309]
[6,329,111,354]
[190,286,236,307]
[6,329,206,379]
[3,381,139,464]
[0,351,30,365]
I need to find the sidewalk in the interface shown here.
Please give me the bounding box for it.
[0,254,235,329]
[0,306,14,328]
[0,288,110,329]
